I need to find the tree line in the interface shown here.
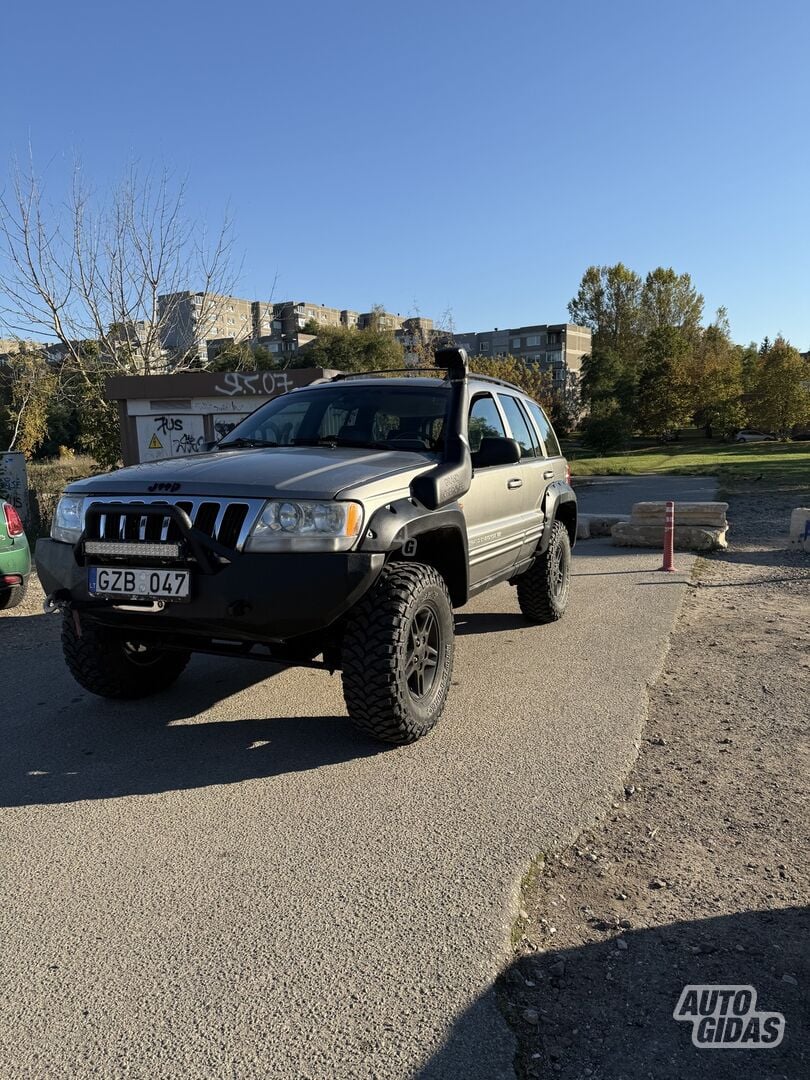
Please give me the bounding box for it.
[569,263,809,452]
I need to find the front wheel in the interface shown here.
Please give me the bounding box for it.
[516,520,572,623]
[61,611,190,699]
[341,562,455,744]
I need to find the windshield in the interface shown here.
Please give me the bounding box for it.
[219,383,450,453]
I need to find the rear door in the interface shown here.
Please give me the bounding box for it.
[462,392,527,587]
[495,393,549,561]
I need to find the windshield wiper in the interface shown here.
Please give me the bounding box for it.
[293,436,390,450]
[217,437,280,449]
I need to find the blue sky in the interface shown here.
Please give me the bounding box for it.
[2,0,809,347]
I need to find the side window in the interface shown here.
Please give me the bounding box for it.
[525,400,562,457]
[497,394,537,459]
[468,394,506,454]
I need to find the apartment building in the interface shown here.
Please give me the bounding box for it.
[254,301,433,359]
[158,292,254,360]
[453,322,591,404]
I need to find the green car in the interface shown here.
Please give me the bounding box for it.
[0,500,31,610]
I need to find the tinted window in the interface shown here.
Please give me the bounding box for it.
[524,399,562,457]
[498,394,537,458]
[220,384,449,452]
[468,394,506,453]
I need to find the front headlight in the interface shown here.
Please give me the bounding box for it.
[51,494,86,544]
[245,499,364,552]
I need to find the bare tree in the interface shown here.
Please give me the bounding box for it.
[403,304,456,368]
[0,155,238,383]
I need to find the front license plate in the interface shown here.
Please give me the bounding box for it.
[88,566,191,601]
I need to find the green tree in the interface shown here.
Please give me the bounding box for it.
[568,263,643,347]
[635,327,692,438]
[0,346,58,457]
[568,264,645,421]
[684,311,747,436]
[580,401,633,454]
[639,268,704,338]
[748,337,810,437]
[207,340,276,372]
[470,355,554,410]
[54,342,122,469]
[297,324,405,372]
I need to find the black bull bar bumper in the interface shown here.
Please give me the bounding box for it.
[35,527,385,643]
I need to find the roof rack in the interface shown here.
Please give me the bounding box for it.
[467,371,525,394]
[329,367,447,382]
[330,347,473,384]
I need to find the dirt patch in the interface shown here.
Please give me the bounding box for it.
[499,484,810,1079]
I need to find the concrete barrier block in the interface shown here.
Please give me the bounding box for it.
[611,522,729,551]
[789,508,810,551]
[630,501,729,527]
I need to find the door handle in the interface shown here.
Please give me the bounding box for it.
[543,469,554,480]
[507,478,523,490]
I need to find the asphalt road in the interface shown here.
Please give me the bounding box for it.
[574,474,718,516]
[1,542,696,1080]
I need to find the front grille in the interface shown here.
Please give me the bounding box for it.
[83,496,265,552]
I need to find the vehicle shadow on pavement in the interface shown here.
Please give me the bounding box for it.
[0,631,384,806]
[454,611,528,635]
[418,906,808,1080]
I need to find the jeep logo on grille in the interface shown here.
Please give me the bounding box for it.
[147,482,182,493]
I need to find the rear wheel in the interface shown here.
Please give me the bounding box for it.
[341,562,455,744]
[516,520,572,624]
[0,580,27,611]
[61,611,190,699]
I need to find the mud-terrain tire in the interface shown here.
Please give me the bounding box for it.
[516,519,572,624]
[0,580,27,611]
[341,562,455,745]
[61,611,190,699]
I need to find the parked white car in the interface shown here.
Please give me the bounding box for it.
[734,429,776,443]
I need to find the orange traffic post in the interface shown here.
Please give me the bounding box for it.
[660,499,676,572]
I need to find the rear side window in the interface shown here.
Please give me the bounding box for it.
[468,394,506,452]
[497,394,537,458]
[525,399,562,457]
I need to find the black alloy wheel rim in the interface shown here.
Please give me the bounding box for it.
[550,544,567,598]
[405,605,441,700]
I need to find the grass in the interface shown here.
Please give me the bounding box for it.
[565,437,810,484]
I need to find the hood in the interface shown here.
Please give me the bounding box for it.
[67,446,435,501]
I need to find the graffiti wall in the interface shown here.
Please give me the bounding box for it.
[106,368,336,465]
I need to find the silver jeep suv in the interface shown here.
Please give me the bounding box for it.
[36,349,576,744]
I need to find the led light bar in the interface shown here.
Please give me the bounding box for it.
[84,541,182,559]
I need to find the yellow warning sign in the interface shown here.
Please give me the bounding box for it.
[148,433,163,450]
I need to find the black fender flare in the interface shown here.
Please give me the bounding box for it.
[539,482,578,552]
[360,500,469,604]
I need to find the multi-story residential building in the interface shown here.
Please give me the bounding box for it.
[453,322,591,407]
[253,302,433,360]
[158,292,253,360]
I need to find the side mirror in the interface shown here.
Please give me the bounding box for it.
[472,436,521,468]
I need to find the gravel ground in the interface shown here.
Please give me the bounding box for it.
[499,483,810,1079]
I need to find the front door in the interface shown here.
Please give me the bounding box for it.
[462,392,527,587]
